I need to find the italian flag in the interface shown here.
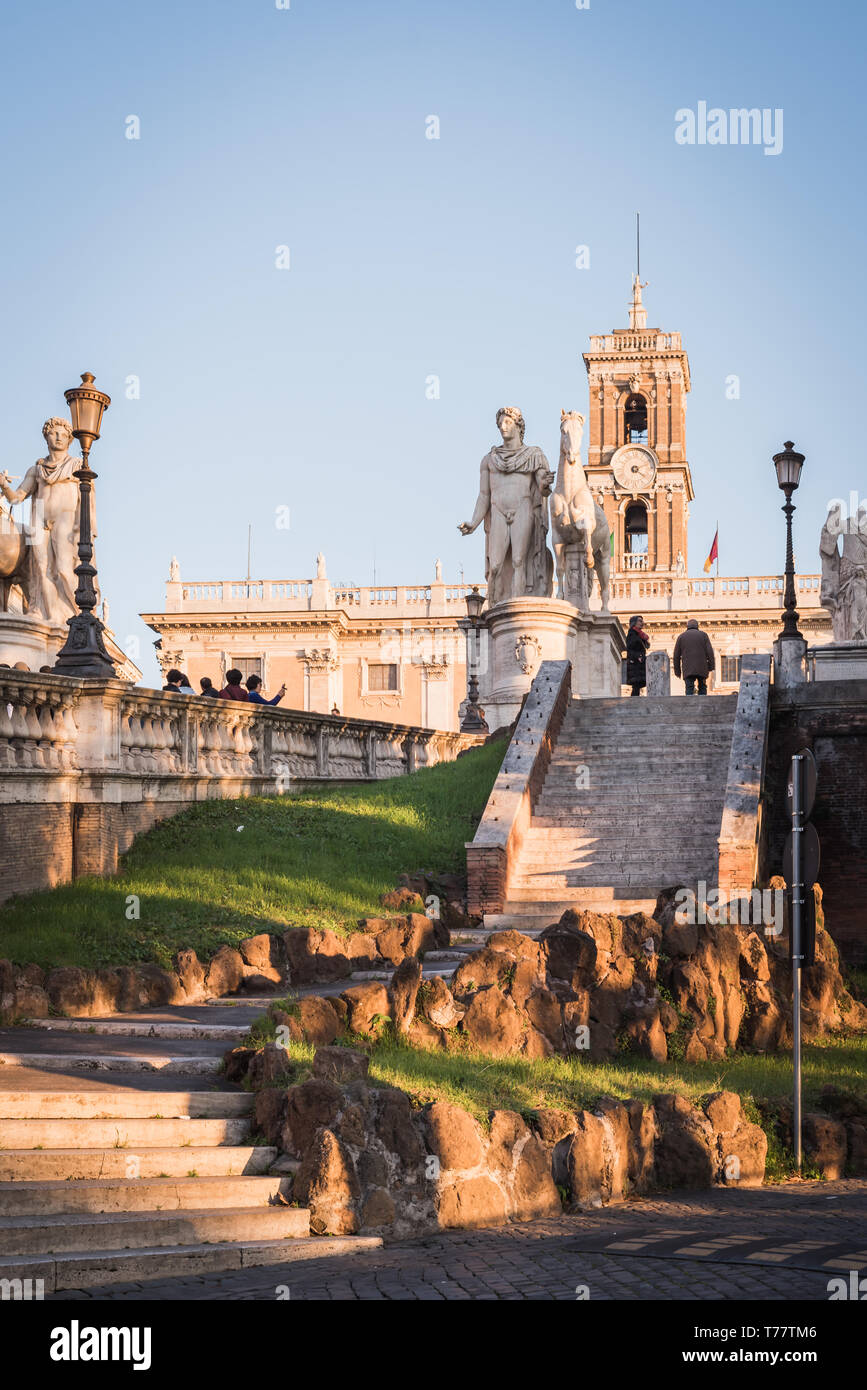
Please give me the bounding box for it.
[703,528,719,575]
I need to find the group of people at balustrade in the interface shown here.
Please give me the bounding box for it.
[161,667,287,706]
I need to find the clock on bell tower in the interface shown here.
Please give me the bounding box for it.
[582,277,694,575]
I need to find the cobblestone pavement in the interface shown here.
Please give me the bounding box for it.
[53,1179,867,1301]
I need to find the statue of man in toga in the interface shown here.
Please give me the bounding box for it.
[458,407,554,607]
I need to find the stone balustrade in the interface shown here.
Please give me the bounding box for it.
[0,672,479,902]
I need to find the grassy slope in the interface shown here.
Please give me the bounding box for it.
[259,1028,866,1128]
[0,739,506,971]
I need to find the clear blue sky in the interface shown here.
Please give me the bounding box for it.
[1,0,862,685]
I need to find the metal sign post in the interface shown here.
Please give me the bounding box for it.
[783,747,819,1172]
[791,753,804,1169]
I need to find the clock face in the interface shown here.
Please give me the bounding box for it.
[611,444,657,491]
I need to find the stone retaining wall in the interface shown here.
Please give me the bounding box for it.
[0,669,479,904]
[246,1045,776,1237]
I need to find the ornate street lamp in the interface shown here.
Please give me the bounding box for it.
[53,372,119,678]
[460,586,489,733]
[464,585,485,622]
[773,440,805,644]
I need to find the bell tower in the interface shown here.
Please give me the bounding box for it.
[583,278,694,575]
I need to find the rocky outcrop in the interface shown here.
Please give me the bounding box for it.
[242,1048,776,1237]
[254,895,865,1063]
[0,908,449,1022]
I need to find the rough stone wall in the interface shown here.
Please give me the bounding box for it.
[246,1047,771,1238]
[0,912,447,1022]
[766,680,867,964]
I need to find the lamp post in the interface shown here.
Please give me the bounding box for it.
[773,440,805,643]
[53,372,118,678]
[460,586,489,733]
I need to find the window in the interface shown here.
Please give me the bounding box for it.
[368,663,398,691]
[625,502,648,554]
[720,655,741,684]
[624,393,648,443]
[231,656,262,680]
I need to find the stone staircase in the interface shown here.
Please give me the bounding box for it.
[0,1002,380,1293]
[489,693,738,932]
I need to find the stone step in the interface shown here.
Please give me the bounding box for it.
[522,823,722,834]
[21,1018,248,1041]
[487,902,657,928]
[0,1145,278,1182]
[550,738,733,751]
[504,885,694,901]
[0,1204,310,1257]
[563,696,737,714]
[0,1234,385,1293]
[348,964,456,982]
[539,778,729,789]
[536,811,722,817]
[542,775,730,789]
[0,1090,253,1120]
[0,1051,224,1075]
[0,1174,291,1216]
[508,879,711,896]
[515,835,721,855]
[0,1116,252,1148]
[513,855,720,872]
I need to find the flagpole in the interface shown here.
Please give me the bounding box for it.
[715,520,719,579]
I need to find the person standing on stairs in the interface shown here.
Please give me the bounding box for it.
[673,617,716,695]
[625,614,650,696]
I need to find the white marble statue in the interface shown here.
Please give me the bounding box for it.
[169,556,180,582]
[435,558,443,581]
[0,417,86,625]
[675,549,685,577]
[316,551,327,580]
[459,407,554,607]
[550,411,611,611]
[820,500,867,642]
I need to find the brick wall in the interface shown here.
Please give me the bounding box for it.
[0,800,189,903]
[0,804,74,901]
[766,680,867,965]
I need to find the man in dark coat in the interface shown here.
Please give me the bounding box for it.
[673,618,716,695]
[218,668,249,701]
[625,615,650,696]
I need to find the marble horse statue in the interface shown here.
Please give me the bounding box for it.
[550,410,611,611]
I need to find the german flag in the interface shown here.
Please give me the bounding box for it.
[703,528,718,575]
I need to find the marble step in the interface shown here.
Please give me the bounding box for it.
[0,1204,310,1257]
[0,1090,252,1120]
[0,1116,253,1148]
[0,1051,223,1075]
[21,1018,248,1041]
[0,1145,278,1182]
[0,1174,291,1216]
[0,1234,384,1293]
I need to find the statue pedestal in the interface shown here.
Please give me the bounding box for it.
[478,597,624,729]
[0,613,63,671]
[812,641,867,682]
[773,634,808,689]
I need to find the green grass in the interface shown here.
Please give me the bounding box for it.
[0,739,506,972]
[261,1031,867,1129]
